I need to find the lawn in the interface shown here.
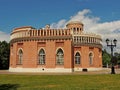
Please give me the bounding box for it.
[0,74,120,90]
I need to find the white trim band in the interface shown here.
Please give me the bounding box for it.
[74,67,103,71]
[9,67,73,73]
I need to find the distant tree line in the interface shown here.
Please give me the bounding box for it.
[0,41,10,69]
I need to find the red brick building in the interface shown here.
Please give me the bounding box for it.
[9,21,102,72]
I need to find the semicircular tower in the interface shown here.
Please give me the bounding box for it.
[66,21,84,34]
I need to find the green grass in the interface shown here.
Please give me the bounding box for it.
[0,74,120,90]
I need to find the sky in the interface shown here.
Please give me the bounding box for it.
[0,0,120,53]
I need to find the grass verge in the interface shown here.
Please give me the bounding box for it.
[0,74,120,90]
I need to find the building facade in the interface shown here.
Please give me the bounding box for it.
[9,21,102,72]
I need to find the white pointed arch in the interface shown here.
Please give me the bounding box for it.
[74,51,81,64]
[89,51,94,65]
[17,48,23,65]
[17,48,23,55]
[38,47,46,54]
[74,51,81,56]
[89,51,94,57]
[38,48,46,65]
[56,47,64,65]
[56,47,64,54]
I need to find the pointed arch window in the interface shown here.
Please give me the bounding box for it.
[89,53,93,65]
[56,48,64,65]
[38,49,45,65]
[17,49,23,65]
[75,52,81,64]
[73,27,76,34]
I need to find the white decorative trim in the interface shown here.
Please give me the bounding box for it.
[38,48,46,54]
[74,67,103,71]
[9,67,73,73]
[17,48,23,55]
[89,51,94,57]
[56,47,64,54]
[74,51,81,56]
[9,67,102,72]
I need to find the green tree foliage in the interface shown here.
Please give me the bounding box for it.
[102,49,120,67]
[0,41,10,69]
[114,52,120,64]
[102,49,111,67]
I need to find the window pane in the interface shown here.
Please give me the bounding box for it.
[38,49,45,65]
[56,49,64,65]
[75,52,80,64]
[18,49,23,64]
[89,53,93,65]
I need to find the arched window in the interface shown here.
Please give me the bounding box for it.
[75,52,80,64]
[89,53,93,65]
[38,49,45,65]
[56,48,64,65]
[73,27,76,34]
[18,49,23,65]
[73,27,76,31]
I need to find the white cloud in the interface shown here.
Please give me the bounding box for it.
[50,9,100,29]
[50,19,67,29]
[50,9,120,53]
[0,31,10,42]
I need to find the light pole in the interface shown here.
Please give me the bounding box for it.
[106,39,117,74]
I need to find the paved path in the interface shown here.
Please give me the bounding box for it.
[0,68,120,75]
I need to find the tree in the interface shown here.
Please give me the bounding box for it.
[102,49,111,67]
[0,41,10,69]
[114,52,120,64]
